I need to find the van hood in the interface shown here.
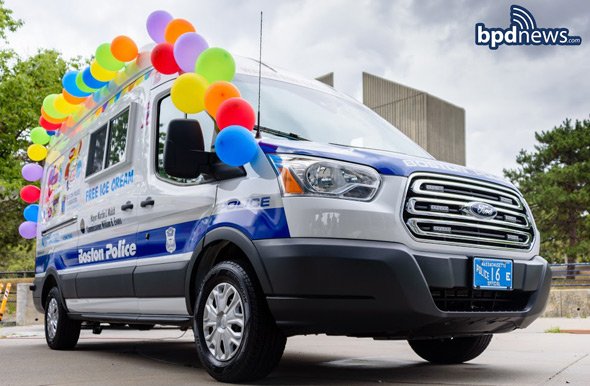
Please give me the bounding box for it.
[259,139,515,189]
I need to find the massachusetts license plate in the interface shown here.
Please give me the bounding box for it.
[473,257,513,290]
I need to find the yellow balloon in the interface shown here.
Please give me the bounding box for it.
[171,73,209,114]
[90,60,118,82]
[27,144,48,161]
[54,94,80,116]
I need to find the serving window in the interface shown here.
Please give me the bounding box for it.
[86,108,130,178]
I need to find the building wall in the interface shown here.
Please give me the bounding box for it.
[362,72,466,165]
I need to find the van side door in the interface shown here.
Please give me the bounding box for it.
[132,87,217,316]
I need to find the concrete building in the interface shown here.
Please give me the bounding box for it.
[316,72,466,165]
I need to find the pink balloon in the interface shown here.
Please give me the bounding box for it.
[19,221,37,239]
[173,32,208,73]
[22,163,43,182]
[146,10,173,43]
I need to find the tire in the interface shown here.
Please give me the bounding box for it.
[408,335,492,364]
[194,260,286,383]
[44,287,81,350]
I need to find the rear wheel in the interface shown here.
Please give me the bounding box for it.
[408,335,493,364]
[194,260,286,382]
[45,287,81,350]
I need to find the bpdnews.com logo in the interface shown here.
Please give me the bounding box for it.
[476,5,582,49]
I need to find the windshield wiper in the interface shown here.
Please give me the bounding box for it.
[255,125,309,141]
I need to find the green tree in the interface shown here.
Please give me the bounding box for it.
[0,1,81,270]
[504,118,590,270]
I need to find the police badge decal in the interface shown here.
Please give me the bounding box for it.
[165,227,176,253]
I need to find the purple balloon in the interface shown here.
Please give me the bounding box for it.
[146,10,173,43]
[19,221,37,239]
[173,32,209,73]
[22,163,43,182]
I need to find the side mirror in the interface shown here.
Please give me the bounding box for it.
[163,119,209,179]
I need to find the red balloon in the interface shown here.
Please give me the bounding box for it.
[20,185,41,203]
[216,97,256,131]
[150,43,179,75]
[39,116,62,131]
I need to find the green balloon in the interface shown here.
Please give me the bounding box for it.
[76,71,96,93]
[195,47,235,83]
[42,94,67,119]
[30,126,50,145]
[96,43,124,72]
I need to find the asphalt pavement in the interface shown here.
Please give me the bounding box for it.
[0,317,588,385]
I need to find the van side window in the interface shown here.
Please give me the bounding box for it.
[156,95,215,183]
[86,125,108,176]
[86,108,130,177]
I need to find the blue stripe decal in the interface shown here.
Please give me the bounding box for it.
[36,207,289,274]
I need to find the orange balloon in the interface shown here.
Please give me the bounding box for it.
[204,81,241,118]
[62,88,86,105]
[41,107,66,124]
[111,35,138,62]
[164,18,195,44]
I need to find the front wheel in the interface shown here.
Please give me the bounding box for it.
[45,287,81,350]
[194,260,286,382]
[408,335,493,364]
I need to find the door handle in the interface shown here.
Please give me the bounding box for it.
[140,197,155,208]
[121,201,134,211]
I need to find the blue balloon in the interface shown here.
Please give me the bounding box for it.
[214,125,258,167]
[62,70,91,98]
[82,67,108,90]
[47,130,56,136]
[23,204,39,222]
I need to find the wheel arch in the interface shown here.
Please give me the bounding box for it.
[184,226,274,314]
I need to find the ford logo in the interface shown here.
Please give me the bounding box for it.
[464,202,497,219]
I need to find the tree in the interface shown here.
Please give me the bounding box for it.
[504,118,590,272]
[0,1,81,270]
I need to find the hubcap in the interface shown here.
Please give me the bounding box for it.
[47,298,59,340]
[202,283,245,361]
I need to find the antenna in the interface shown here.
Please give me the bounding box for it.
[255,11,263,139]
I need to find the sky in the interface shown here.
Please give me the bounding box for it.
[4,0,589,177]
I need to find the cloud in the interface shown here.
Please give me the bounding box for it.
[4,0,588,176]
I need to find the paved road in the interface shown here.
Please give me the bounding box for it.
[0,318,588,385]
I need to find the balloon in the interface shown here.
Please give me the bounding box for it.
[90,60,117,82]
[18,221,37,239]
[47,130,56,136]
[62,88,86,105]
[27,144,47,161]
[164,18,195,44]
[195,47,235,83]
[54,94,80,116]
[111,35,138,62]
[43,94,68,120]
[21,163,43,182]
[41,107,66,124]
[170,73,208,114]
[146,10,173,43]
[75,71,97,93]
[23,204,39,222]
[30,126,50,145]
[204,81,240,118]
[82,66,108,89]
[216,97,256,131]
[214,125,258,167]
[96,43,124,72]
[20,185,41,203]
[173,32,208,73]
[151,43,179,74]
[39,115,62,131]
[63,70,90,97]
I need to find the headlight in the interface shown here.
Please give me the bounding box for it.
[268,154,381,201]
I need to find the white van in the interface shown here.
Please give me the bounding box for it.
[33,50,551,382]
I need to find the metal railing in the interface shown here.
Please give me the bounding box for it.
[550,263,590,287]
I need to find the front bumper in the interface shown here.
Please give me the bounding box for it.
[254,238,551,338]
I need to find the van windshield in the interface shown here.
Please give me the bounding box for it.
[234,74,432,158]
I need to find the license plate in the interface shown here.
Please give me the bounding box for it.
[473,257,513,290]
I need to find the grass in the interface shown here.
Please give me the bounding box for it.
[545,326,562,333]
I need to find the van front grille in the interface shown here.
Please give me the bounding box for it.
[402,173,534,250]
[430,287,531,312]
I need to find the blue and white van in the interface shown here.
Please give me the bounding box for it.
[33,49,551,382]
